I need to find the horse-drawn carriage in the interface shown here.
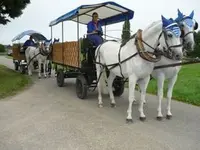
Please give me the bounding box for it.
[48,1,200,122]
[11,30,50,75]
[49,1,134,99]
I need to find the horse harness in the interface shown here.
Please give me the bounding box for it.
[26,46,50,67]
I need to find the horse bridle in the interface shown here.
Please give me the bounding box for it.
[179,17,198,41]
[159,29,183,59]
[39,42,51,56]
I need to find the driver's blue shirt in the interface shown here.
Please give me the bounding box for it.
[23,39,35,47]
[87,21,103,34]
[87,20,103,47]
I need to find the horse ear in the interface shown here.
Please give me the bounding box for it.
[177,9,184,18]
[175,9,184,21]
[189,10,194,19]
[161,15,169,27]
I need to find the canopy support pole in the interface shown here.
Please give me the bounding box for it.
[62,22,64,67]
[77,15,80,68]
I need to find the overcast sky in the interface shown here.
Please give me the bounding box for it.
[0,0,199,45]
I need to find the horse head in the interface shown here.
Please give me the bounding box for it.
[156,15,183,60]
[175,9,198,51]
[39,39,52,55]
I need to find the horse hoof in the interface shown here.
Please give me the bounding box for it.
[166,115,172,120]
[98,104,103,108]
[38,76,41,79]
[126,119,133,123]
[110,103,116,108]
[139,117,146,121]
[156,116,163,121]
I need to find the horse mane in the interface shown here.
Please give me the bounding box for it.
[120,20,162,47]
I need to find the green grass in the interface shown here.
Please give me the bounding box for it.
[146,64,200,106]
[0,65,32,99]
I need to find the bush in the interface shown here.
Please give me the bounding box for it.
[0,44,5,52]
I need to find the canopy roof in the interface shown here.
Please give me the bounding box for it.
[49,1,134,27]
[12,30,47,42]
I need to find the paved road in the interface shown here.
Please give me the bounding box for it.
[0,56,200,150]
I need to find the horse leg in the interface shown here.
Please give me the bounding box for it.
[27,58,32,76]
[28,59,33,76]
[48,61,52,77]
[137,75,150,121]
[96,65,104,108]
[166,74,177,119]
[107,72,116,107]
[43,60,47,78]
[126,74,137,123]
[38,59,42,79]
[156,74,165,120]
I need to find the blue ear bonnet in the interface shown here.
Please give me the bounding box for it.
[175,9,195,28]
[44,39,52,45]
[162,15,181,37]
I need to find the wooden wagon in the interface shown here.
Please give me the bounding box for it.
[49,1,134,99]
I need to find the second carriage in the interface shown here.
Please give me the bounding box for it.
[11,30,50,74]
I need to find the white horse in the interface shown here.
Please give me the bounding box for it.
[95,15,183,122]
[45,38,60,77]
[143,10,198,120]
[25,40,52,78]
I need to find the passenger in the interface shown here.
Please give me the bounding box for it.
[87,12,103,47]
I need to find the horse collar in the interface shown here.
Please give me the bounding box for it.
[135,29,161,62]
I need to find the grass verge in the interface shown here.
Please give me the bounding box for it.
[0,65,32,99]
[5,55,13,59]
[145,64,200,106]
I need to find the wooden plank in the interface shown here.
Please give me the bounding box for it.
[52,43,63,64]
[64,41,79,67]
[52,41,80,68]
[12,44,25,60]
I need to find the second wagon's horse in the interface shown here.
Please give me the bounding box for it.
[25,40,52,78]
[95,15,184,123]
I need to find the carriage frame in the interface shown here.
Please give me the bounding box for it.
[49,1,134,99]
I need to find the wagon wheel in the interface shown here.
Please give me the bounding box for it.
[112,77,125,97]
[20,64,26,74]
[14,61,19,71]
[57,69,64,87]
[76,75,88,99]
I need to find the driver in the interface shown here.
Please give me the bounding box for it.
[22,35,35,51]
[87,12,103,47]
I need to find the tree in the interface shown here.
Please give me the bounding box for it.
[187,31,200,57]
[0,0,31,25]
[121,19,131,43]
[0,44,5,52]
